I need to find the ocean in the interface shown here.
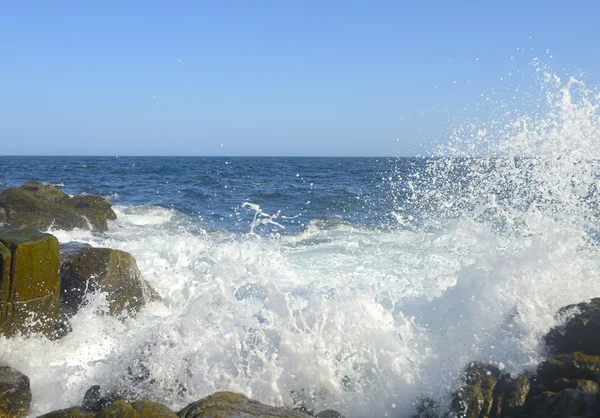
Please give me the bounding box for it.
[2,71,600,417]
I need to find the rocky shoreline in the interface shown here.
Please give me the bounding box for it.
[0,182,599,417]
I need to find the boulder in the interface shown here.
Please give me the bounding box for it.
[38,407,95,418]
[550,378,599,393]
[544,298,600,355]
[96,400,177,417]
[60,244,157,317]
[489,375,529,418]
[0,228,60,337]
[178,391,312,418]
[448,362,499,418]
[519,389,595,418]
[0,365,31,418]
[0,181,116,232]
[537,352,600,383]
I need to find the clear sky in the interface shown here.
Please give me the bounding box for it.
[1,1,599,156]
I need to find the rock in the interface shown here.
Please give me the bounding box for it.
[411,398,438,418]
[0,364,31,418]
[537,352,600,383]
[0,228,60,337]
[60,244,157,317]
[0,181,116,232]
[81,384,124,413]
[178,391,312,418]
[38,407,95,417]
[448,362,499,418]
[315,410,345,418]
[489,375,529,418]
[520,389,596,418]
[544,297,600,355]
[550,378,599,393]
[96,400,177,417]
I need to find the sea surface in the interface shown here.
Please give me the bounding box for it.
[2,70,600,417]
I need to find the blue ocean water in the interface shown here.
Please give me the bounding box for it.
[0,156,422,233]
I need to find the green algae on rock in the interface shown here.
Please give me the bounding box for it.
[0,228,60,337]
[60,244,157,317]
[96,400,178,418]
[0,181,116,232]
[178,392,312,418]
[38,407,96,418]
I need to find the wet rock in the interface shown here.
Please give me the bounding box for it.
[315,410,345,418]
[0,364,31,418]
[60,244,157,317]
[96,400,177,417]
[537,352,600,383]
[0,228,60,337]
[520,389,596,418]
[411,397,438,418]
[81,384,124,413]
[38,407,95,417]
[550,377,599,393]
[0,181,116,232]
[178,391,312,418]
[489,375,529,418]
[544,298,600,355]
[448,362,499,418]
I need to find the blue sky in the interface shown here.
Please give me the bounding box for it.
[1,1,599,156]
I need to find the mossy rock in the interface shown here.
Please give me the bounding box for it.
[0,182,116,232]
[60,244,157,317]
[0,364,31,418]
[520,389,595,418]
[96,400,177,417]
[544,298,600,355]
[448,362,499,418]
[178,391,312,418]
[550,378,599,393]
[537,352,600,383]
[0,228,60,337]
[38,407,95,418]
[489,375,529,418]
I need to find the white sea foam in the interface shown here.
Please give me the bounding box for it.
[3,64,600,417]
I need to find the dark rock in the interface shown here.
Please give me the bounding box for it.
[81,384,124,413]
[448,362,499,418]
[0,182,116,232]
[489,375,529,418]
[411,397,438,418]
[537,352,600,383]
[178,391,312,417]
[550,377,599,393]
[315,410,345,418]
[520,389,596,418]
[38,407,95,417]
[544,297,600,355]
[0,228,60,337]
[96,400,177,417]
[0,364,31,417]
[60,244,157,317]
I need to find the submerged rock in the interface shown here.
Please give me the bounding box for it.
[178,391,312,418]
[0,181,116,232]
[544,298,600,355]
[0,228,60,337]
[0,364,31,418]
[60,244,157,317]
[96,400,177,417]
